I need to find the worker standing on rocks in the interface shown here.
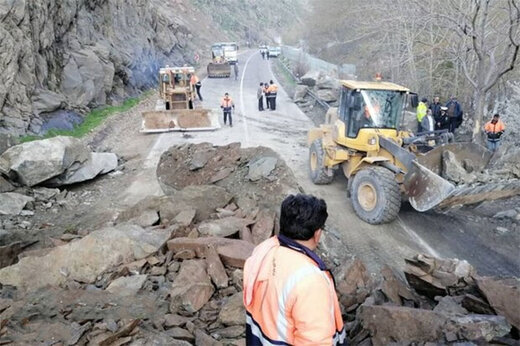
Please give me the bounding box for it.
[267,80,278,111]
[220,92,235,127]
[484,113,506,152]
[243,194,347,345]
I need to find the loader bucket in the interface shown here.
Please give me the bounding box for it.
[404,161,456,212]
[207,63,231,78]
[416,142,492,175]
[140,109,220,133]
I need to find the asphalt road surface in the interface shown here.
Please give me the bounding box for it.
[122,50,519,276]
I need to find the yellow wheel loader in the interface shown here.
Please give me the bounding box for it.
[207,44,231,78]
[308,80,520,224]
[140,66,220,133]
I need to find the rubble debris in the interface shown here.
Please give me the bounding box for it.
[0,224,170,292]
[404,254,476,298]
[442,150,477,184]
[106,274,148,296]
[170,260,214,314]
[246,156,278,181]
[198,216,254,238]
[251,208,275,245]
[0,192,34,215]
[0,176,14,193]
[46,152,118,186]
[293,85,308,102]
[300,70,321,87]
[218,292,245,326]
[476,276,520,330]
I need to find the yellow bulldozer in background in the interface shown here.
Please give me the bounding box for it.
[207,43,232,78]
[141,66,219,133]
[308,80,518,224]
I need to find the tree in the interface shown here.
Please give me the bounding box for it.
[433,0,520,141]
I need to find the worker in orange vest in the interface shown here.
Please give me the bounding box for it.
[267,80,278,110]
[243,194,347,345]
[220,92,235,127]
[484,113,506,152]
[189,74,203,101]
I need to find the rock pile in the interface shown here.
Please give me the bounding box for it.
[339,254,519,345]
[293,70,341,110]
[0,142,301,344]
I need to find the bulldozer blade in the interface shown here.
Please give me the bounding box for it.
[437,180,520,209]
[416,142,492,175]
[404,161,456,212]
[140,109,221,133]
[207,63,231,78]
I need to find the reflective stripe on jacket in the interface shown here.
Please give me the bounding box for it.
[243,236,347,346]
[417,102,427,122]
[221,97,234,110]
[484,120,505,134]
[267,84,278,96]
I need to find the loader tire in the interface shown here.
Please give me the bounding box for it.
[350,166,401,224]
[309,139,333,184]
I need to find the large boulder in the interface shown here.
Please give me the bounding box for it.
[0,136,90,186]
[46,152,118,186]
[316,89,338,103]
[170,260,214,314]
[293,85,308,102]
[300,70,321,87]
[476,276,520,330]
[0,133,18,155]
[316,75,340,90]
[441,150,476,184]
[0,192,34,215]
[0,224,171,292]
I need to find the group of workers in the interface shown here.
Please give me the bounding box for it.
[416,95,506,151]
[257,80,279,111]
[416,96,463,134]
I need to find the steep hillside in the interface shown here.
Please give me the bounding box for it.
[0,0,301,136]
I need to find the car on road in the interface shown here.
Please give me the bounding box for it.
[268,46,281,58]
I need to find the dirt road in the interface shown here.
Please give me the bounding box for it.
[103,50,519,276]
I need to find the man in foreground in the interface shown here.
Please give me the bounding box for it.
[220,92,234,127]
[243,194,347,345]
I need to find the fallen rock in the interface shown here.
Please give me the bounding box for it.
[476,276,520,330]
[205,245,229,288]
[189,151,212,171]
[251,209,275,245]
[0,224,170,292]
[198,217,254,238]
[444,314,511,342]
[46,152,118,186]
[0,176,15,193]
[0,241,35,269]
[300,70,321,87]
[246,156,278,181]
[493,209,518,220]
[174,209,196,227]
[404,254,476,298]
[442,150,476,184]
[164,314,190,328]
[336,259,373,309]
[32,187,60,201]
[134,210,160,227]
[0,136,90,186]
[218,292,245,326]
[106,275,148,296]
[316,88,338,102]
[380,265,415,306]
[433,296,468,316]
[170,260,214,314]
[293,85,308,102]
[0,192,34,215]
[167,237,255,268]
[195,329,223,346]
[316,75,340,89]
[359,305,445,345]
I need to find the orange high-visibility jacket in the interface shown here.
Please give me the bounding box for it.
[243,236,347,346]
[484,120,505,134]
[267,84,278,94]
[190,75,199,85]
[221,97,234,109]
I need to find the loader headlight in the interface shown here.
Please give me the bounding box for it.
[368,137,377,145]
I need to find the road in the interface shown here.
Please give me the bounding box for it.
[120,50,519,276]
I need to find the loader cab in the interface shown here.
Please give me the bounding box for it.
[211,45,225,61]
[338,80,410,138]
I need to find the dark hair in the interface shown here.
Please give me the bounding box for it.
[260,82,263,86]
[421,97,428,103]
[493,113,500,118]
[270,80,274,84]
[280,194,328,240]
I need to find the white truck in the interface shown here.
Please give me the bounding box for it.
[221,42,239,64]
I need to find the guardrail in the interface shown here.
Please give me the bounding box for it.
[276,57,330,110]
